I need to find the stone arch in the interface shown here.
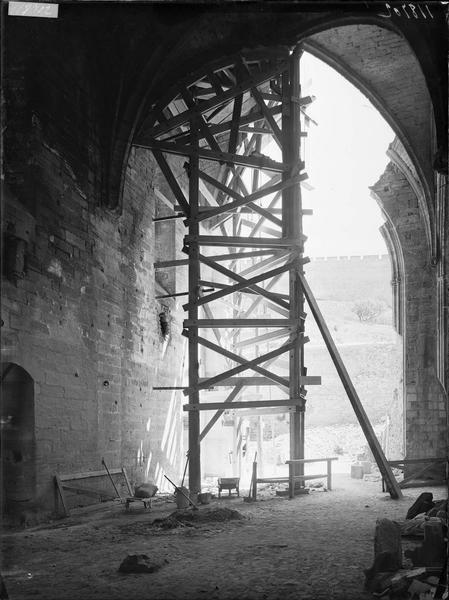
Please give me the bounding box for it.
[1,363,36,513]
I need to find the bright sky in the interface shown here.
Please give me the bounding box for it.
[299,52,394,257]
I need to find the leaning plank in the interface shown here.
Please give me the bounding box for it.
[298,272,403,499]
[54,474,69,516]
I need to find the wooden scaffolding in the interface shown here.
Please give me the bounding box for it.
[135,46,402,499]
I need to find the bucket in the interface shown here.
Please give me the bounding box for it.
[175,487,190,509]
[198,492,211,505]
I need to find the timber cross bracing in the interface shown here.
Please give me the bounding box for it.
[138,47,402,499]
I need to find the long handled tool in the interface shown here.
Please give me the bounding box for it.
[164,474,198,510]
[244,452,257,503]
[180,451,190,489]
[102,458,122,499]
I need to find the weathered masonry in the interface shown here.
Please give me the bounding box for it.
[1,3,447,514]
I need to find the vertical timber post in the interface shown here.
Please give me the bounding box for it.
[188,119,201,495]
[283,47,305,487]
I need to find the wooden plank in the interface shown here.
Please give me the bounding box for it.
[184,398,304,411]
[184,338,296,394]
[199,253,289,309]
[387,457,446,466]
[199,383,244,441]
[172,105,283,146]
[61,483,117,500]
[187,235,306,248]
[54,474,69,516]
[154,259,189,268]
[184,318,299,328]
[200,250,279,262]
[234,328,290,348]
[237,407,292,416]
[122,468,133,496]
[228,93,243,155]
[145,61,287,137]
[141,141,287,173]
[194,334,300,390]
[298,271,403,499]
[183,262,292,310]
[59,468,123,482]
[188,120,201,494]
[152,149,190,215]
[251,86,283,147]
[198,376,285,387]
[194,173,307,224]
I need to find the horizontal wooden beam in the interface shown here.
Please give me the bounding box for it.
[236,407,292,416]
[184,319,300,328]
[138,140,288,173]
[186,235,306,248]
[59,468,123,482]
[198,375,320,386]
[234,328,290,348]
[184,399,304,411]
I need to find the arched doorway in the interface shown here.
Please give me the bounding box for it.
[1,363,36,513]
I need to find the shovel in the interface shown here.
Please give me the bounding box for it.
[164,475,198,510]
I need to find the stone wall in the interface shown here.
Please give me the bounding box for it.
[371,163,446,460]
[2,29,187,511]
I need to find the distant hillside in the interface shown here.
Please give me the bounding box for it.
[299,254,401,427]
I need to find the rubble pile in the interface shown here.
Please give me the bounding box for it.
[364,493,448,599]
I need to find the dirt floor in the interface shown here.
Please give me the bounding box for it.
[1,475,447,600]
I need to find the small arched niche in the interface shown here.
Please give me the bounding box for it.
[1,363,36,513]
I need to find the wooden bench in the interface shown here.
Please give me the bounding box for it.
[250,458,337,500]
[286,458,338,498]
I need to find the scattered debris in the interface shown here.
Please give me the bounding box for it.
[152,507,244,530]
[404,520,446,568]
[365,494,448,599]
[118,554,168,574]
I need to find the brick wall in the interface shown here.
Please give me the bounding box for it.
[2,32,187,511]
[372,163,446,460]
